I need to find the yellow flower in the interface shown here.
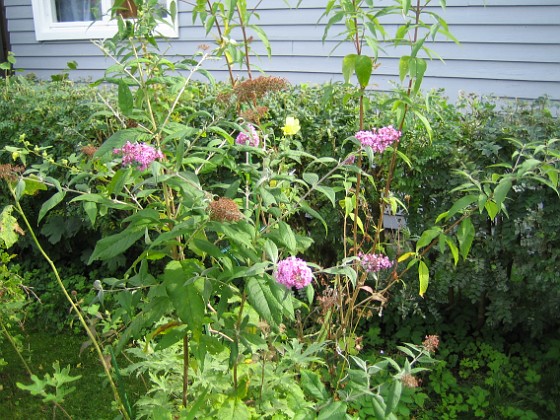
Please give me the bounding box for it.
[282,116,301,136]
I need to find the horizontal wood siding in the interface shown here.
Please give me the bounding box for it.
[4,0,560,101]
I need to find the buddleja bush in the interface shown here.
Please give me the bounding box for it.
[2,1,558,419]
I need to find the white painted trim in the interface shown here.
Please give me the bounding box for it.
[31,0,178,41]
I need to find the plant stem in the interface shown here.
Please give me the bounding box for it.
[182,335,189,407]
[206,0,236,86]
[8,187,130,420]
[236,3,253,80]
[0,319,33,376]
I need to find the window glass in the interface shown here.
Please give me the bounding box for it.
[54,0,102,22]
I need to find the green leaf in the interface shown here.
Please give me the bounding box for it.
[301,201,328,235]
[411,57,427,94]
[301,369,328,401]
[0,205,23,248]
[493,178,512,207]
[164,260,205,338]
[216,397,251,420]
[118,80,134,116]
[444,235,460,265]
[445,194,478,221]
[246,276,283,329]
[485,200,500,219]
[94,128,145,158]
[317,400,347,420]
[457,218,475,260]
[385,379,403,416]
[315,185,336,207]
[38,191,66,224]
[399,55,410,81]
[278,221,297,253]
[342,54,358,84]
[416,228,440,251]
[88,226,145,263]
[355,55,373,88]
[412,109,432,141]
[418,260,429,297]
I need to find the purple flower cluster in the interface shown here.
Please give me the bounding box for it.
[235,124,260,147]
[358,252,393,273]
[274,256,313,289]
[355,125,401,153]
[113,141,164,170]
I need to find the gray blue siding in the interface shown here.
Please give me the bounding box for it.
[3,0,560,100]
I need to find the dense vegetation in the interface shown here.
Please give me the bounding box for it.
[1,1,559,419]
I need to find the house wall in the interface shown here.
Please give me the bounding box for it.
[3,0,560,101]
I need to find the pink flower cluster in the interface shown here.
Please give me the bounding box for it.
[355,125,401,153]
[358,252,393,273]
[235,124,260,147]
[113,141,164,170]
[274,256,313,289]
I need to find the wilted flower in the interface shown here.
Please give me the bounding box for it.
[81,145,98,158]
[113,141,164,170]
[208,197,243,222]
[235,124,260,147]
[422,335,440,353]
[0,164,25,182]
[401,374,420,388]
[358,252,393,273]
[355,125,401,153]
[275,256,313,289]
[282,117,301,136]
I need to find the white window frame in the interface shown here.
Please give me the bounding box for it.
[31,0,178,41]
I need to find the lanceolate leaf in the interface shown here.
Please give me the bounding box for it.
[493,178,512,207]
[342,54,358,84]
[457,217,475,260]
[418,260,429,297]
[38,191,66,224]
[164,260,205,339]
[88,226,145,263]
[246,276,283,329]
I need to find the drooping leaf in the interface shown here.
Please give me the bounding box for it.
[342,54,358,84]
[457,218,475,260]
[418,260,429,297]
[493,178,512,207]
[38,191,66,224]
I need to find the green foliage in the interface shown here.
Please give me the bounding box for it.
[16,361,81,405]
[1,2,559,418]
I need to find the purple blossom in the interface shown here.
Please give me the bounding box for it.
[274,256,313,289]
[235,124,260,147]
[358,252,393,273]
[113,141,164,170]
[355,125,401,153]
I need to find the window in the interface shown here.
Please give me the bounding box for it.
[31,0,178,41]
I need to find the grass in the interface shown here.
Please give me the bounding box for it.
[0,329,144,419]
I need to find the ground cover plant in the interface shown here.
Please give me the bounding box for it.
[1,0,559,419]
